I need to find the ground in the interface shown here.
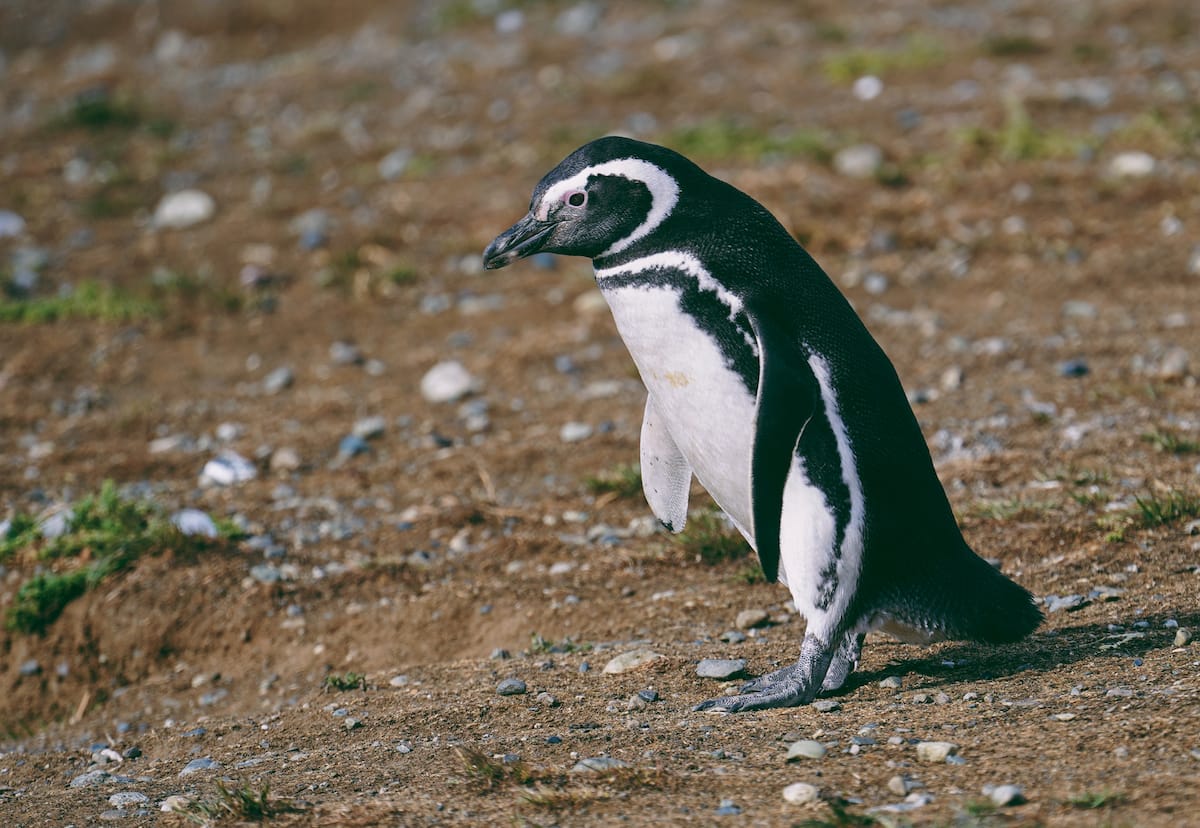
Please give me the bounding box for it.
[1,0,1199,825]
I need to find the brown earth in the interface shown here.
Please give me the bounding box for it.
[1,0,1199,825]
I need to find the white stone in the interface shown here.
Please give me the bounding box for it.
[1108,151,1156,178]
[915,741,958,762]
[834,144,883,179]
[154,190,216,229]
[602,649,665,674]
[852,75,883,101]
[171,509,219,538]
[200,451,257,486]
[420,361,477,403]
[560,421,593,443]
[786,740,827,761]
[0,210,26,239]
[986,783,1025,806]
[782,782,820,805]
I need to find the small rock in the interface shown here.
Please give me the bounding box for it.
[985,783,1025,806]
[180,757,219,776]
[715,798,741,816]
[249,564,282,584]
[879,676,902,689]
[888,775,916,796]
[497,678,527,696]
[1105,686,1135,698]
[852,75,883,101]
[352,416,387,440]
[1109,151,1156,178]
[0,210,26,239]
[160,795,191,813]
[1175,629,1192,647]
[337,434,370,458]
[940,365,964,391]
[735,608,770,629]
[377,148,411,181]
[70,770,111,788]
[536,691,559,707]
[571,756,629,773]
[915,741,958,763]
[200,451,257,486]
[786,740,827,761]
[289,209,333,248]
[1057,359,1089,378]
[18,659,40,676]
[834,143,884,179]
[719,630,747,644]
[171,509,219,538]
[420,361,477,403]
[602,649,665,674]
[1158,347,1190,381]
[1044,593,1089,612]
[388,675,409,687]
[262,366,295,394]
[812,699,841,713]
[153,190,216,229]
[696,658,747,679]
[269,447,301,472]
[560,421,593,443]
[782,781,820,805]
[108,792,149,809]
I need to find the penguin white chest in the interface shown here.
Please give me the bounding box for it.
[599,284,757,534]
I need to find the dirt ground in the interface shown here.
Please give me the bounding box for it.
[2,0,1199,825]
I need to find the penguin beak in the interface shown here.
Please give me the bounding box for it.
[483,212,555,270]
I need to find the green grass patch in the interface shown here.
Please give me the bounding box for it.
[529,633,592,655]
[49,90,175,139]
[1067,788,1126,810]
[677,511,751,566]
[667,119,835,164]
[3,481,235,634]
[1134,489,1200,527]
[0,281,161,324]
[173,779,300,822]
[1141,429,1200,455]
[957,99,1091,161]
[455,746,536,791]
[584,463,643,499]
[972,497,1057,521]
[982,34,1047,57]
[322,671,366,692]
[822,35,946,84]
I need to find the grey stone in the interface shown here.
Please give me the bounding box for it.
[153,190,215,229]
[200,451,257,486]
[879,676,902,689]
[420,361,476,403]
[1109,151,1156,178]
[571,756,629,773]
[719,630,747,644]
[812,699,841,713]
[249,564,282,584]
[1158,347,1190,380]
[696,658,747,679]
[1175,629,1193,647]
[834,143,884,179]
[0,210,26,239]
[1044,593,1089,612]
[1057,360,1089,378]
[536,691,559,707]
[171,509,218,538]
[985,783,1025,806]
[262,366,294,394]
[69,769,111,788]
[560,421,593,443]
[18,659,40,676]
[179,757,219,776]
[735,608,770,629]
[497,678,527,696]
[786,740,827,761]
[108,792,149,808]
[715,799,741,816]
[377,148,411,181]
[269,447,301,472]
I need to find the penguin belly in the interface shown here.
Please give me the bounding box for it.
[600,283,757,538]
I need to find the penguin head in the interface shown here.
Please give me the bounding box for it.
[484,137,692,269]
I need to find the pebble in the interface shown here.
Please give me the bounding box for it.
[179,756,220,776]
[1175,629,1193,647]
[18,659,40,676]
[249,564,282,584]
[915,741,958,763]
[269,447,301,472]
[570,756,629,773]
[719,630,747,644]
[853,74,883,101]
[696,658,747,679]
[262,366,295,394]
[715,799,741,816]
[879,676,902,689]
[160,795,191,813]
[834,143,884,179]
[108,792,149,808]
[1044,593,1089,612]
[337,434,370,458]
[0,210,26,239]
[289,208,333,248]
[1157,347,1190,381]
[1057,359,1089,378]
[782,781,820,805]
[388,675,409,687]
[377,148,411,181]
[602,649,665,674]
[153,190,216,229]
[171,509,219,538]
[352,416,387,440]
[888,775,917,796]
[812,699,841,713]
[420,361,477,403]
[1109,151,1156,178]
[1105,686,1135,698]
[70,770,112,788]
[200,451,257,486]
[984,783,1025,806]
[497,678,527,696]
[536,691,559,707]
[735,608,770,629]
[560,421,593,443]
[786,740,827,761]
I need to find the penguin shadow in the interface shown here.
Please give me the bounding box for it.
[826,610,1198,697]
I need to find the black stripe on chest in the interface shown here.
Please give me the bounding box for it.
[599,266,758,394]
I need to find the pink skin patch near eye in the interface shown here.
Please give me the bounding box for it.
[563,190,587,207]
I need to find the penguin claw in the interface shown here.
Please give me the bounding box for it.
[694,679,818,713]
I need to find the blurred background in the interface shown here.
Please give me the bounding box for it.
[1,0,1198,821]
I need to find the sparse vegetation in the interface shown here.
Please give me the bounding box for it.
[822,35,946,83]
[3,481,234,634]
[584,463,643,499]
[529,633,591,654]
[455,746,535,791]
[982,34,1047,56]
[1141,428,1200,455]
[676,510,751,565]
[957,98,1090,161]
[0,281,161,324]
[174,779,299,823]
[1068,788,1127,810]
[1134,489,1200,528]
[322,671,366,692]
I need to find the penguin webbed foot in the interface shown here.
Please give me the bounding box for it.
[695,631,840,713]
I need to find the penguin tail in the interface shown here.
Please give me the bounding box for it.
[884,545,1043,644]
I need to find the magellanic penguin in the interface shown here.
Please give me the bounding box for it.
[483,137,1042,712]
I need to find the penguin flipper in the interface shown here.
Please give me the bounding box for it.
[745,310,821,583]
[639,394,692,533]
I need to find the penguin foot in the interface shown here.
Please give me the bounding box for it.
[737,663,799,694]
[693,677,818,713]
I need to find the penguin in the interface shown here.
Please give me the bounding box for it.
[483,136,1042,712]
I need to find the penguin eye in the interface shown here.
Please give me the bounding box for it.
[564,190,587,208]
